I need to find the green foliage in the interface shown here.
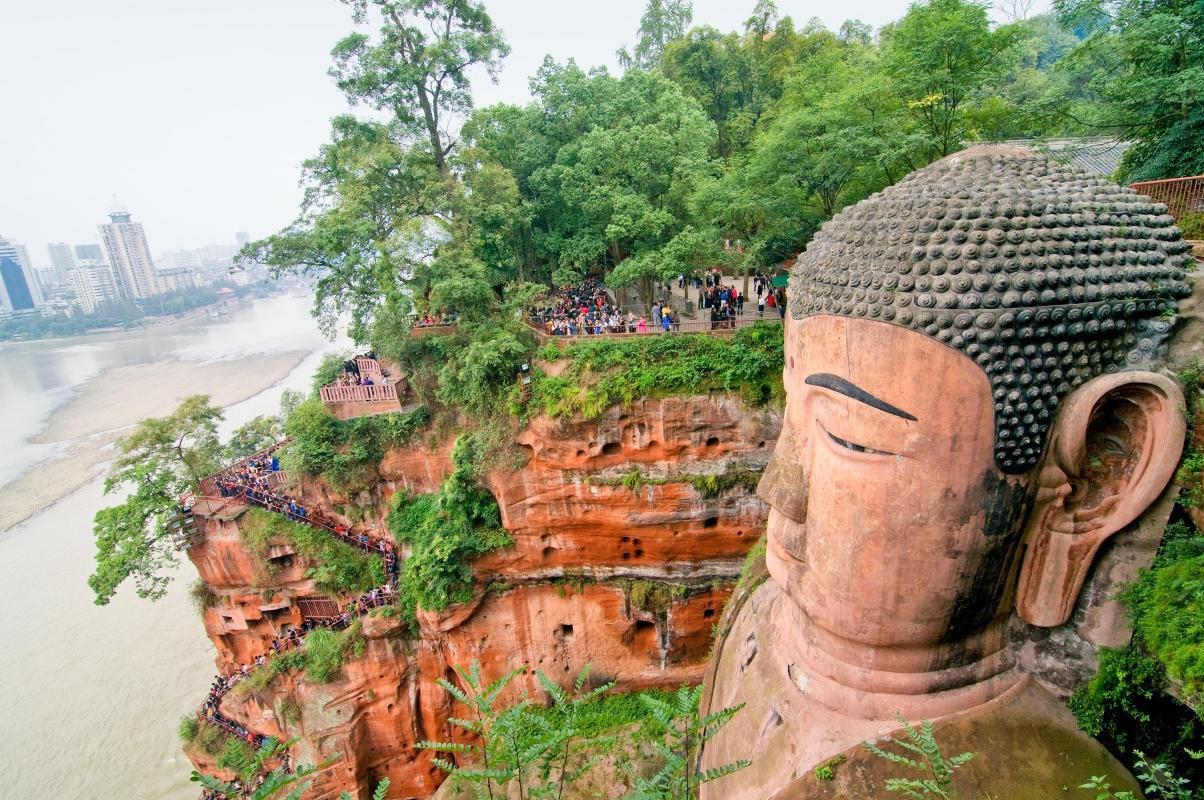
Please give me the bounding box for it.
[688,469,761,499]
[301,622,366,683]
[239,508,384,595]
[1082,749,1203,800]
[387,436,512,627]
[1178,213,1204,241]
[815,754,846,782]
[737,535,768,591]
[1176,451,1204,509]
[863,716,974,799]
[192,737,330,800]
[622,580,689,614]
[223,415,284,463]
[283,397,429,489]
[617,0,694,70]
[178,715,200,745]
[90,394,224,605]
[625,684,749,800]
[530,322,783,419]
[188,578,218,615]
[1054,0,1204,181]
[1070,646,1203,775]
[311,352,350,394]
[193,720,228,756]
[421,661,700,800]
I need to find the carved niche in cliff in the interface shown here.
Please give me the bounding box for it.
[700,145,1196,799]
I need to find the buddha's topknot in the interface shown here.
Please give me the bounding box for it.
[789,145,1194,473]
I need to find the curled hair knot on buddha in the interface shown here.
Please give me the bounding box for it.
[788,146,1194,473]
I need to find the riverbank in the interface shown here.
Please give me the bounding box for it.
[0,349,309,532]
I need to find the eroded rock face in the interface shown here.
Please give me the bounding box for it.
[186,394,778,798]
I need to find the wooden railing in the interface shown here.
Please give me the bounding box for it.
[355,357,383,381]
[318,380,400,404]
[1131,175,1204,221]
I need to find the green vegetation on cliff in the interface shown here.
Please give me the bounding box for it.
[239,507,384,595]
[283,399,429,490]
[387,435,513,628]
[530,322,783,419]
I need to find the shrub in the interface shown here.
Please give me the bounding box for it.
[1178,212,1204,241]
[312,352,350,394]
[387,436,512,628]
[189,579,218,615]
[528,322,784,419]
[282,399,429,490]
[1070,646,1204,785]
[216,737,256,779]
[194,720,227,756]
[178,715,200,744]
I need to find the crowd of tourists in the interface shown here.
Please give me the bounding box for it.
[527,277,685,336]
[211,446,401,581]
[414,310,458,327]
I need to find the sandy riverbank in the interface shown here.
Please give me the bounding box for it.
[0,350,309,532]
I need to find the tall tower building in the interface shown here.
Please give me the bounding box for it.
[99,205,160,299]
[0,235,43,313]
[47,242,76,283]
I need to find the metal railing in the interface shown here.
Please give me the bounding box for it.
[1131,175,1204,222]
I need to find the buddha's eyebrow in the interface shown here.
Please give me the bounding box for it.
[804,373,917,421]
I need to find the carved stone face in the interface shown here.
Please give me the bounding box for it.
[760,313,1035,649]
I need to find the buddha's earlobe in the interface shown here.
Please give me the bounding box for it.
[1016,371,1185,627]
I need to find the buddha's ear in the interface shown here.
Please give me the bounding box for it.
[1016,371,1185,628]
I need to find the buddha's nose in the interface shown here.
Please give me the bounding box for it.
[758,428,808,523]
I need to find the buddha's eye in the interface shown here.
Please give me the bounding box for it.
[818,421,896,457]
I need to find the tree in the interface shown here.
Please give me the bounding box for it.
[89,395,223,605]
[880,0,1021,158]
[1053,0,1204,180]
[618,0,695,70]
[224,415,283,463]
[744,1,780,40]
[329,0,510,179]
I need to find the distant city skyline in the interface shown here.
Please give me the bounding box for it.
[1,0,1049,266]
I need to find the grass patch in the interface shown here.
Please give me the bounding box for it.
[592,466,764,498]
[178,715,200,744]
[620,579,690,614]
[235,621,366,695]
[529,322,783,419]
[737,535,768,591]
[239,507,384,595]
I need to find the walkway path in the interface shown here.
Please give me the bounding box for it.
[186,442,400,798]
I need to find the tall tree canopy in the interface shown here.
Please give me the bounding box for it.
[1054,0,1204,180]
[618,0,695,70]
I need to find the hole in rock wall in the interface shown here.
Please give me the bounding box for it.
[555,623,575,640]
[703,516,719,529]
[601,442,622,456]
[704,608,716,619]
[706,436,720,447]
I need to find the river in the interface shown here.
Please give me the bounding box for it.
[0,292,342,799]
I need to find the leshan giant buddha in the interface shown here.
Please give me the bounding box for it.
[699,146,1196,799]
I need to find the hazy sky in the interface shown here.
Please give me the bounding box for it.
[0,0,1048,265]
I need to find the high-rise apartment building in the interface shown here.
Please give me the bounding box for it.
[47,242,76,282]
[0,235,43,313]
[99,205,160,299]
[71,261,120,314]
[74,243,104,262]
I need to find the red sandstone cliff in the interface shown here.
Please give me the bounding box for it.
[185,394,780,798]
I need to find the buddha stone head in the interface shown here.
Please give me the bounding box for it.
[758,146,1193,700]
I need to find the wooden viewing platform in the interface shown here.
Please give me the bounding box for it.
[318,356,410,419]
